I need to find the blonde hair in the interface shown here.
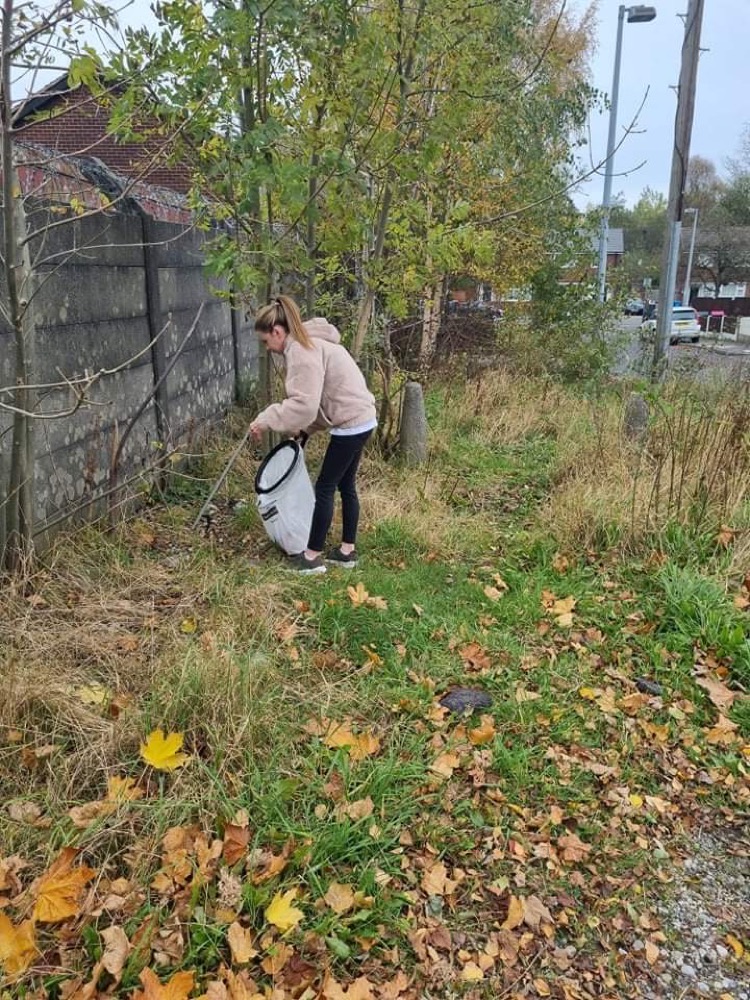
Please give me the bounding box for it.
[255,295,314,349]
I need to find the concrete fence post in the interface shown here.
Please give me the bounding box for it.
[399,381,428,465]
[623,392,649,443]
[141,213,170,446]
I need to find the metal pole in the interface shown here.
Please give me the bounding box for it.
[598,5,626,303]
[652,0,705,375]
[682,207,699,305]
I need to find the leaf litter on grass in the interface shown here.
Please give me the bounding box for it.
[2,383,750,999]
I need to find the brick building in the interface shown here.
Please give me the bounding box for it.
[15,75,193,195]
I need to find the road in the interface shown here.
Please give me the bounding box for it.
[613,316,750,380]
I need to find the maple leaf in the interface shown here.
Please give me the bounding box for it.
[695,674,736,712]
[347,583,369,606]
[483,585,504,602]
[265,888,304,933]
[33,848,96,923]
[77,683,109,705]
[133,968,195,1000]
[458,642,492,672]
[324,882,356,914]
[336,797,375,821]
[469,715,496,745]
[501,895,524,930]
[323,976,375,1000]
[557,833,591,863]
[514,685,541,704]
[140,730,191,771]
[461,962,484,981]
[550,595,576,626]
[430,751,461,779]
[68,799,117,829]
[421,861,449,896]
[223,824,251,866]
[227,922,257,964]
[0,913,36,978]
[522,895,554,929]
[101,925,130,981]
[705,714,739,745]
[107,775,144,802]
[726,933,744,958]
[322,721,380,760]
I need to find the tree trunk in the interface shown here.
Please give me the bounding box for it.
[1,0,37,569]
[352,179,394,359]
[418,278,443,366]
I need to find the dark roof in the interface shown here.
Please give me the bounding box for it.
[14,73,76,124]
[591,227,624,254]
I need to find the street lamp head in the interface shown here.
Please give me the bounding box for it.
[626,5,657,23]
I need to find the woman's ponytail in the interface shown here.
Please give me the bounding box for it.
[255,295,314,349]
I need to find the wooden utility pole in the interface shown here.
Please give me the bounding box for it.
[652,0,705,376]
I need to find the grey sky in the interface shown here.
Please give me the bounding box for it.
[574,0,750,209]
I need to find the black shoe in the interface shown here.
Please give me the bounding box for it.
[286,552,327,575]
[326,546,358,568]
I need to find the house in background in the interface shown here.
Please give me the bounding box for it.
[15,75,193,196]
[680,225,750,317]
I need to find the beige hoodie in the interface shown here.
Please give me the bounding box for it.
[254,318,377,436]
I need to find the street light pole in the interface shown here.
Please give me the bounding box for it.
[597,6,626,304]
[597,6,657,303]
[682,207,699,306]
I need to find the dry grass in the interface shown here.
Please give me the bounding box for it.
[0,516,326,853]
[456,371,750,554]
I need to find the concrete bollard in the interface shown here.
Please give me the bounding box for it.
[623,392,649,442]
[400,381,429,465]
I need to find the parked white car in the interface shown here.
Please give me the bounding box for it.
[640,306,701,345]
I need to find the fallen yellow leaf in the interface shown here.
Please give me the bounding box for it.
[695,674,736,713]
[501,895,524,931]
[429,751,461,779]
[33,848,96,923]
[107,775,144,802]
[265,888,304,933]
[421,861,448,896]
[347,583,369,606]
[180,617,198,634]
[77,683,109,706]
[726,933,745,959]
[483,585,504,602]
[0,913,36,978]
[140,730,191,771]
[461,962,484,982]
[645,941,660,965]
[101,925,130,981]
[322,721,380,761]
[133,967,195,1000]
[469,716,496,746]
[324,882,356,914]
[227,921,257,964]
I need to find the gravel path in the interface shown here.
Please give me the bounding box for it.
[641,823,750,1000]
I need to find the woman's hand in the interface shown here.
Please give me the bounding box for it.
[249,422,264,442]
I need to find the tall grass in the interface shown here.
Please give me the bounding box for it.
[396,366,750,572]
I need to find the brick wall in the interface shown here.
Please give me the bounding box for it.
[17,86,194,195]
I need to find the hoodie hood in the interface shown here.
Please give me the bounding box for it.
[303,317,341,344]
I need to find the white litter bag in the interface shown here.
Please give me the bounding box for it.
[254,440,315,555]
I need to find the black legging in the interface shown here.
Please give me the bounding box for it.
[307,430,372,552]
